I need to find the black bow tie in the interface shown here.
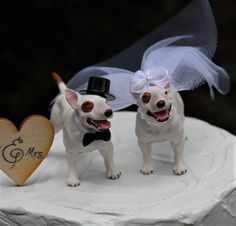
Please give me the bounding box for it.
[83,130,111,147]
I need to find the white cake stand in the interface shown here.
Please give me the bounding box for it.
[1,112,236,226]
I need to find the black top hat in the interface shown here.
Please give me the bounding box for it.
[79,77,116,101]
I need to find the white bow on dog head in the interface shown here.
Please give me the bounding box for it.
[130,68,169,94]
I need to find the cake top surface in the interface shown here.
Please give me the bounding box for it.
[0,112,236,225]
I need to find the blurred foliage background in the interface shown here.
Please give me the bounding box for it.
[0,0,235,134]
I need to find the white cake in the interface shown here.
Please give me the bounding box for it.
[1,112,236,226]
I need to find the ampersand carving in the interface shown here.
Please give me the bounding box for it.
[2,137,24,168]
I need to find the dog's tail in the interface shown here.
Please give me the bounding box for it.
[52,72,67,93]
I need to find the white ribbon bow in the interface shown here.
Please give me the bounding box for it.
[130,68,169,93]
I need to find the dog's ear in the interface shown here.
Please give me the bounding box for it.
[164,83,171,93]
[131,92,140,100]
[64,89,79,109]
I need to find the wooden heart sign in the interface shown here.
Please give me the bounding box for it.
[0,115,54,185]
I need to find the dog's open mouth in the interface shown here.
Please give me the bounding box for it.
[147,106,172,122]
[87,118,111,131]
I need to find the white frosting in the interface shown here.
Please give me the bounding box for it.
[0,112,236,225]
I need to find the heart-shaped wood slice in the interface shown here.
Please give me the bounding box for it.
[0,115,54,185]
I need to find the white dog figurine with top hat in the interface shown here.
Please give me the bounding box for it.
[50,73,121,186]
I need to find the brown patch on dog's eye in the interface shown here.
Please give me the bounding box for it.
[142,92,151,103]
[81,101,94,113]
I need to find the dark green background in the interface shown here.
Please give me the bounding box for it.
[0,0,235,134]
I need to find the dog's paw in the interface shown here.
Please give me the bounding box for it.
[107,170,121,180]
[140,165,154,175]
[173,164,187,175]
[66,177,80,187]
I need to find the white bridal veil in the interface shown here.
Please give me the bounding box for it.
[66,0,230,111]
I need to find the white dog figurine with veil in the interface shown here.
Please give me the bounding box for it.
[130,69,186,175]
[64,0,230,176]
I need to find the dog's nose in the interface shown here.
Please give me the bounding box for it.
[104,109,113,118]
[156,100,165,108]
